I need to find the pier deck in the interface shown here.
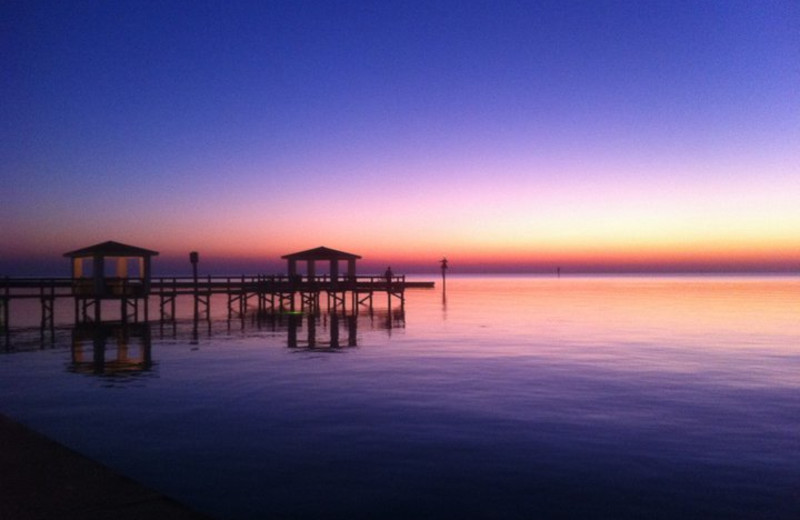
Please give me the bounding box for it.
[0,275,434,329]
[0,275,433,298]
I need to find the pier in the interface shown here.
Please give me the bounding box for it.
[0,274,433,329]
[0,243,434,331]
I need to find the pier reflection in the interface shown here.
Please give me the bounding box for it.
[69,322,153,377]
[257,308,404,350]
[286,313,359,349]
[117,308,404,349]
[114,307,404,350]
[0,308,405,375]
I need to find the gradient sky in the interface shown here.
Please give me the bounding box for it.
[2,1,799,274]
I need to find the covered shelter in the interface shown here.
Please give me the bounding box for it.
[281,246,361,282]
[64,240,159,298]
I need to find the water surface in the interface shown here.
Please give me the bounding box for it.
[1,275,799,519]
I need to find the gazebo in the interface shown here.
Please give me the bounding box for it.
[64,240,159,297]
[63,241,159,322]
[281,246,361,281]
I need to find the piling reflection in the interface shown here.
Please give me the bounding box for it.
[151,307,403,348]
[0,307,405,376]
[69,322,153,377]
[285,313,360,349]
[261,308,404,350]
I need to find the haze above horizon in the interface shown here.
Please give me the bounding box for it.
[2,1,798,275]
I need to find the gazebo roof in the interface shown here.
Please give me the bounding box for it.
[63,240,160,258]
[281,246,361,261]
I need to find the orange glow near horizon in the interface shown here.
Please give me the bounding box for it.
[4,220,798,274]
[4,158,799,274]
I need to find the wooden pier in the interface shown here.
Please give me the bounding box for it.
[0,274,433,330]
[0,242,434,331]
[151,273,429,320]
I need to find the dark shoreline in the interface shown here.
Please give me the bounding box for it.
[0,414,210,519]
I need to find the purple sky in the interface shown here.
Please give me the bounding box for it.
[2,1,799,275]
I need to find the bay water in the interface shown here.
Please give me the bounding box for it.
[1,275,798,518]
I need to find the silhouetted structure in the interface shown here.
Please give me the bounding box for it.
[286,312,360,349]
[0,278,8,333]
[1,306,408,355]
[63,241,159,323]
[282,246,386,312]
[0,244,433,330]
[283,246,360,283]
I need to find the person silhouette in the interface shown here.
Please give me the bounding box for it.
[384,266,393,285]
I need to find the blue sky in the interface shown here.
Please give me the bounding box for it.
[2,1,798,274]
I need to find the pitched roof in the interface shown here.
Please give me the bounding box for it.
[281,246,361,261]
[63,241,160,258]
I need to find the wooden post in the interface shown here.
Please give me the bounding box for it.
[40,285,47,328]
[330,313,339,348]
[227,277,233,319]
[205,275,212,320]
[121,278,129,322]
[387,276,392,312]
[257,275,264,314]
[347,314,357,347]
[1,277,9,331]
[290,275,296,312]
[307,315,316,348]
[400,274,406,310]
[190,252,199,320]
[287,313,299,348]
[241,275,246,316]
[440,257,448,292]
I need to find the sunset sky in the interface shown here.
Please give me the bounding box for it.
[2,1,799,275]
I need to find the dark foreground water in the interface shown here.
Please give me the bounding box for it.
[1,275,799,519]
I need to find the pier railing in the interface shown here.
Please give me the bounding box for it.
[145,274,409,294]
[0,274,426,299]
[1,274,430,330]
[0,277,148,298]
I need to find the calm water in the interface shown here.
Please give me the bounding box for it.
[1,275,799,519]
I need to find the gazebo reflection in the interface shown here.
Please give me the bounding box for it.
[287,313,358,349]
[284,308,405,349]
[69,322,153,376]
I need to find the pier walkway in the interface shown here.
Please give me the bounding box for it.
[0,275,434,329]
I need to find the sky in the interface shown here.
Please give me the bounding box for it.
[2,0,799,275]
